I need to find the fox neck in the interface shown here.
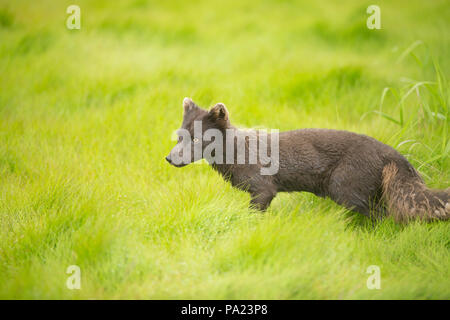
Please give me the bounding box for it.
[207,126,237,179]
[207,126,261,180]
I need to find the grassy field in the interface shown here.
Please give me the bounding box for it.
[0,0,449,299]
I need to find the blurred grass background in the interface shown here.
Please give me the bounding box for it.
[0,0,449,299]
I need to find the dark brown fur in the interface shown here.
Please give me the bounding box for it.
[166,98,450,222]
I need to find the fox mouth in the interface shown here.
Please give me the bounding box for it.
[165,156,188,167]
[171,162,187,168]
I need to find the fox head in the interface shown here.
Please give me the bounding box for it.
[166,97,230,167]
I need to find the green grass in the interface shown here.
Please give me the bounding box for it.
[0,0,449,299]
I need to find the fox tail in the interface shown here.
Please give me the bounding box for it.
[381,161,449,222]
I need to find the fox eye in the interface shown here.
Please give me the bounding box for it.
[192,137,199,143]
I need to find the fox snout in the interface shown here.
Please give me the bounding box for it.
[165,153,188,168]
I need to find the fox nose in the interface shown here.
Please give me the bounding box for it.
[165,155,172,163]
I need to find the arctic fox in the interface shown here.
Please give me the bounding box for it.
[166,98,449,222]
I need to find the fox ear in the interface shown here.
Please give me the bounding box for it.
[183,97,196,113]
[209,103,229,122]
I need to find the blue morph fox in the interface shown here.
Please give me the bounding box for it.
[167,98,450,222]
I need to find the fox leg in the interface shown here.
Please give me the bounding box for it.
[328,161,382,217]
[249,189,276,211]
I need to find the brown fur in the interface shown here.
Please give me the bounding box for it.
[167,98,450,223]
[382,162,450,222]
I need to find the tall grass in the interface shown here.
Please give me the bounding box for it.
[0,0,449,299]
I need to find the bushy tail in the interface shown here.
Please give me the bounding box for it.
[381,162,450,222]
